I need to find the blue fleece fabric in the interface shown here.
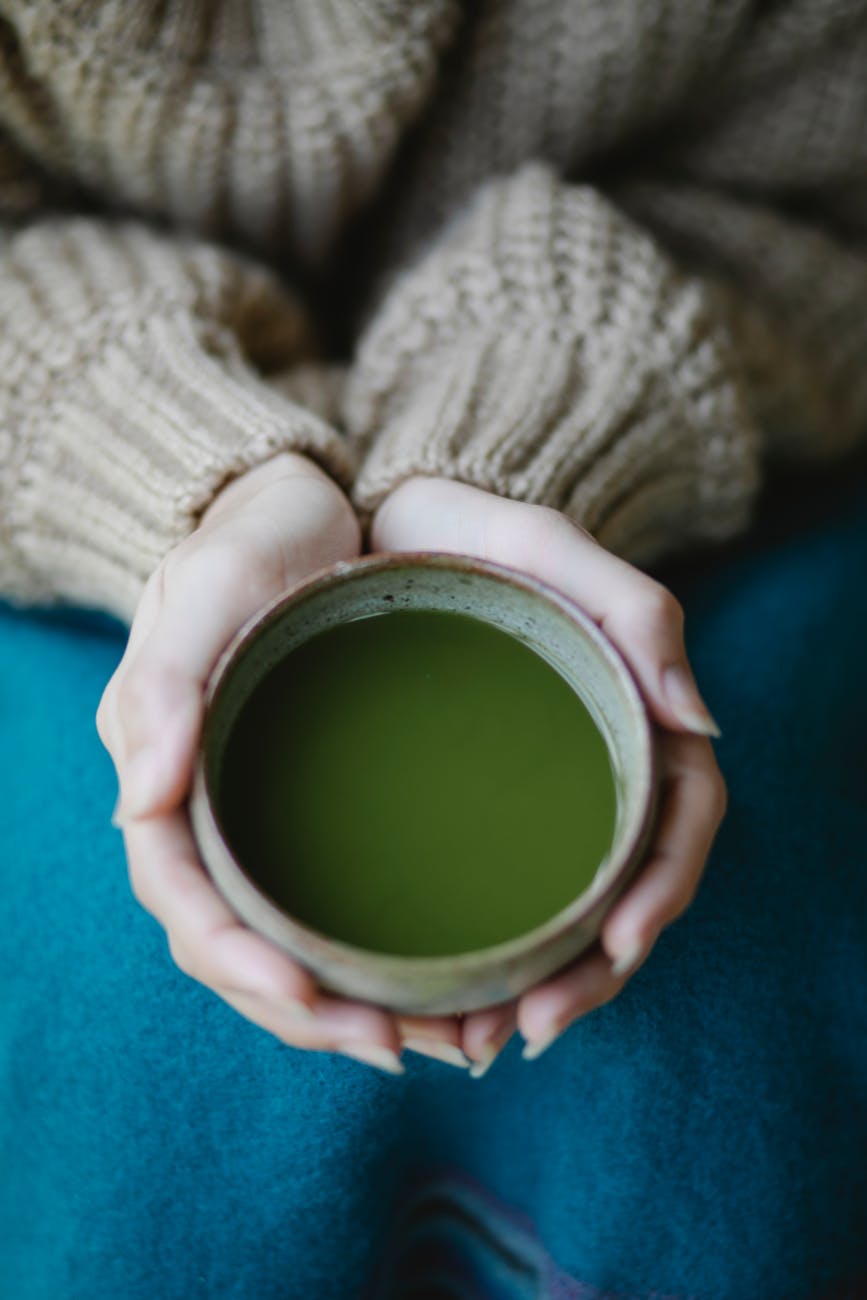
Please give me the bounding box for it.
[2,463,867,1300]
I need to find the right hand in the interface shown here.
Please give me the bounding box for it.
[372,476,728,1070]
[96,453,464,1074]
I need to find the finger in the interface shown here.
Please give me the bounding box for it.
[99,542,248,820]
[311,993,403,1064]
[601,733,727,968]
[518,734,726,1056]
[460,1002,519,1078]
[397,1013,471,1069]
[121,563,169,659]
[517,947,631,1060]
[218,991,404,1074]
[372,478,719,736]
[122,809,405,1067]
[110,652,203,818]
[110,548,315,819]
[121,807,317,1009]
[217,988,323,1047]
[95,567,166,758]
[98,538,235,779]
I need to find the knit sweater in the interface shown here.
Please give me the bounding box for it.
[1,0,866,623]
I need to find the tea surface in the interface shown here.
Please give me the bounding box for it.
[217,610,616,957]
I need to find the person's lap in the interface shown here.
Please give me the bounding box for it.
[2,465,866,1300]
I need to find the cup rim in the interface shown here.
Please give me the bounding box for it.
[190,551,657,979]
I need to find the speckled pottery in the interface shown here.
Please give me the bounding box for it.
[189,553,658,1015]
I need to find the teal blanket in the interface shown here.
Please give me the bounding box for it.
[2,461,866,1299]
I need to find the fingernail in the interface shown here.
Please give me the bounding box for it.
[110,794,126,829]
[469,1043,502,1079]
[341,1044,405,1076]
[403,1038,470,1069]
[469,1027,516,1079]
[662,666,721,738]
[121,749,164,817]
[521,1021,567,1062]
[610,940,647,978]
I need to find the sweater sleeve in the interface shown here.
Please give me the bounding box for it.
[0,217,355,622]
[345,152,867,564]
[344,164,763,566]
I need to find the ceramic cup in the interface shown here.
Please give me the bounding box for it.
[189,553,658,1015]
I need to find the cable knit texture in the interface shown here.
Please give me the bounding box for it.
[1,0,866,617]
[345,166,760,563]
[0,221,355,620]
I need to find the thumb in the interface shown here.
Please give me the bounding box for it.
[481,491,721,736]
[373,479,719,737]
[479,492,720,736]
[108,464,362,821]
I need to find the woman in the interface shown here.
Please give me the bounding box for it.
[2,2,866,1294]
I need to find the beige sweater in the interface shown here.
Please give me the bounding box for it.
[1,0,866,622]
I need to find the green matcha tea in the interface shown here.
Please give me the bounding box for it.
[217,610,617,958]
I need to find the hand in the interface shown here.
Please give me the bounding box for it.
[371,477,728,1075]
[97,453,466,1073]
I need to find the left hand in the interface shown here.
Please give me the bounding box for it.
[97,453,467,1073]
[371,477,727,1075]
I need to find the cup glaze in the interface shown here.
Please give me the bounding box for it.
[189,552,658,1015]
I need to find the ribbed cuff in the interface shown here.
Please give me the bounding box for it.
[5,309,355,621]
[350,318,760,567]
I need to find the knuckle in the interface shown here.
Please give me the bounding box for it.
[115,666,152,728]
[95,691,113,748]
[668,873,701,922]
[710,768,729,824]
[639,582,684,633]
[594,981,624,1011]
[127,861,157,917]
[498,502,573,562]
[265,964,307,1005]
[274,1024,319,1052]
[696,763,727,823]
[167,933,197,981]
[611,581,685,653]
[527,503,572,544]
[96,661,129,753]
